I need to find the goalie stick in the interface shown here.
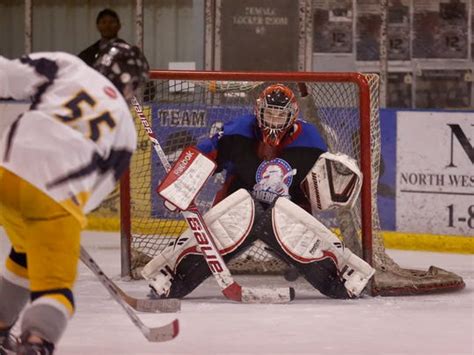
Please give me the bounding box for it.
[80,246,179,342]
[130,96,294,304]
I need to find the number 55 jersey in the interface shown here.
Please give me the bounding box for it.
[0,52,136,227]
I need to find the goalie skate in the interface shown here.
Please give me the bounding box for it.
[340,249,376,297]
[148,265,175,299]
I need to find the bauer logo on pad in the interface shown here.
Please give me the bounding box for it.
[157,146,216,211]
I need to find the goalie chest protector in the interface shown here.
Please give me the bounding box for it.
[197,114,327,207]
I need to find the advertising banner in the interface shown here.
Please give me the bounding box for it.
[396,111,474,235]
[378,109,397,231]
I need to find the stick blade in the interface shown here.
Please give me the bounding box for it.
[115,283,180,313]
[133,298,181,313]
[241,286,295,304]
[146,319,180,342]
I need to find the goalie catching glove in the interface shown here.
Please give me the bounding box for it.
[301,152,362,212]
[157,146,216,211]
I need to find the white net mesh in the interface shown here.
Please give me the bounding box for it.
[122,72,464,296]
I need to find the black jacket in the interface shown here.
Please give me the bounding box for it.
[78,40,101,66]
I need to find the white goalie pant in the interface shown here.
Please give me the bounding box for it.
[273,197,375,297]
[141,189,255,296]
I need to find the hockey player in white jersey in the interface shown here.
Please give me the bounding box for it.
[0,42,148,354]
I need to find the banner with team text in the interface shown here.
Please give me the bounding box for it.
[396,111,474,235]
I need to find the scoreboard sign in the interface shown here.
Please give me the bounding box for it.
[218,0,300,71]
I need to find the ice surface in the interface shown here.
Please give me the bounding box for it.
[1,229,472,355]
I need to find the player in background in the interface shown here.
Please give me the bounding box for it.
[77,8,156,102]
[142,84,375,301]
[0,42,148,354]
[78,8,123,66]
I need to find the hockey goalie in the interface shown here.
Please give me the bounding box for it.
[142,84,375,300]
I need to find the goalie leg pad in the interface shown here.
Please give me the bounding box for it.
[143,189,255,297]
[272,197,374,297]
[143,188,255,279]
[272,197,344,265]
[148,254,213,299]
[339,249,375,297]
[141,231,199,281]
[201,188,255,254]
[249,201,349,298]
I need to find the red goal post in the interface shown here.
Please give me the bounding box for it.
[120,70,464,297]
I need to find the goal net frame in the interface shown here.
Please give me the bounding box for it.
[119,70,464,297]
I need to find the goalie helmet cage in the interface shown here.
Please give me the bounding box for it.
[120,70,464,297]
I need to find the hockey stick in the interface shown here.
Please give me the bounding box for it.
[79,246,180,313]
[131,96,294,304]
[80,246,179,342]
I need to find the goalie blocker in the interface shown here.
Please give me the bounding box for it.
[157,146,216,211]
[142,189,374,299]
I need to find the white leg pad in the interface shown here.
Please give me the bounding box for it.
[339,249,375,297]
[273,197,345,264]
[142,189,254,284]
[141,231,198,280]
[273,197,374,296]
[201,188,255,253]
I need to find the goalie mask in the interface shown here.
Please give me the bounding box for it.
[94,41,149,98]
[255,84,299,146]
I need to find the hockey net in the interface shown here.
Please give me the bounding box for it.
[120,71,464,296]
